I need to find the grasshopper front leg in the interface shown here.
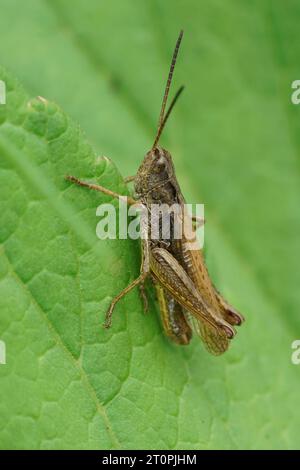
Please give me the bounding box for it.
[65,175,137,205]
[124,175,136,183]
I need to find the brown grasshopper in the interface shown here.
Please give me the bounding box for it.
[66,30,244,355]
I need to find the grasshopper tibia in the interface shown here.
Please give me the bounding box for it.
[139,281,149,313]
[104,211,150,328]
[103,268,149,329]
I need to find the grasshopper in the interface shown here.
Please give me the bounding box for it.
[66,30,244,355]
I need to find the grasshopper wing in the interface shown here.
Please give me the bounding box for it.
[185,312,229,355]
[150,247,235,354]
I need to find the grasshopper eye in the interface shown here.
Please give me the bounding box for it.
[154,155,167,173]
[157,156,166,165]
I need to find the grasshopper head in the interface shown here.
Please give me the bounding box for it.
[134,146,179,201]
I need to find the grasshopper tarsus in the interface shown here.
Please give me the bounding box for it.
[102,319,111,329]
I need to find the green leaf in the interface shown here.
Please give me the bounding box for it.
[0,0,300,450]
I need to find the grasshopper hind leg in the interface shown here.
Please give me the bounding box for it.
[153,280,192,345]
[104,271,149,328]
[104,221,150,328]
[213,287,244,326]
[139,281,149,313]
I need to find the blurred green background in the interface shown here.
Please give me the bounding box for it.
[0,0,300,450]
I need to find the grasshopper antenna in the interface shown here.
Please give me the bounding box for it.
[153,85,184,149]
[152,29,184,149]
